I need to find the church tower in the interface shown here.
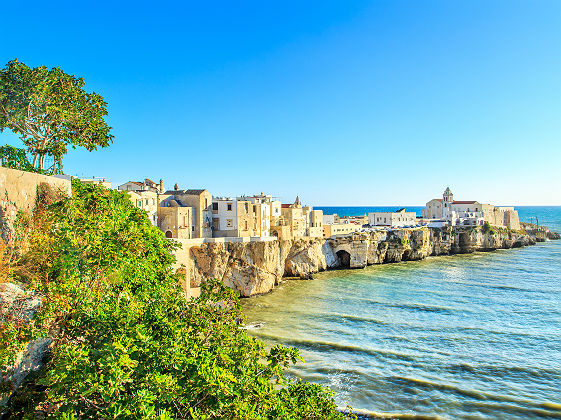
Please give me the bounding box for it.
[442,187,453,216]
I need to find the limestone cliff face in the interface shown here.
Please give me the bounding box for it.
[188,227,539,297]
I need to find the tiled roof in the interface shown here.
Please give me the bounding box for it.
[185,189,207,195]
[281,204,291,208]
[145,178,156,185]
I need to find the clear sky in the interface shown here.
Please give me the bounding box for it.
[1,0,560,205]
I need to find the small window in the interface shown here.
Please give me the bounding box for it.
[245,220,248,230]
[137,200,142,207]
[205,198,208,208]
[212,202,218,211]
[226,219,233,228]
[227,203,232,211]
[245,203,249,212]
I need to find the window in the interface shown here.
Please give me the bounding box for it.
[182,216,186,226]
[212,202,218,211]
[205,198,208,208]
[245,221,248,230]
[137,200,142,207]
[227,203,232,211]
[145,199,149,205]
[253,205,257,213]
[192,226,195,232]
[226,219,233,228]
[245,203,249,212]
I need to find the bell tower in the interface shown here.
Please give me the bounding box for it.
[443,187,453,216]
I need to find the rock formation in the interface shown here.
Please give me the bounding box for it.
[0,283,51,406]
[188,226,544,297]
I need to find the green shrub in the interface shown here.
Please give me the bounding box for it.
[2,180,347,419]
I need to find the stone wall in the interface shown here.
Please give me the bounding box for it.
[178,226,541,297]
[0,167,71,243]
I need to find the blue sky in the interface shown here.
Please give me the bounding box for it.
[1,0,560,205]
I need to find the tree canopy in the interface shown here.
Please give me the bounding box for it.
[0,59,113,173]
[1,181,349,419]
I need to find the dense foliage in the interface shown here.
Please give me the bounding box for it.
[2,180,348,419]
[0,145,35,173]
[0,60,113,173]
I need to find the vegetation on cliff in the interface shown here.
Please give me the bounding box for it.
[1,180,348,419]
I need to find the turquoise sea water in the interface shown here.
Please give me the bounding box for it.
[242,207,561,419]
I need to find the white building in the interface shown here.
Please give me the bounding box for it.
[118,178,164,194]
[323,214,337,225]
[212,197,238,236]
[118,178,164,226]
[422,187,519,229]
[368,208,417,228]
[211,193,281,238]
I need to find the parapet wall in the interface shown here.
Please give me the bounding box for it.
[0,167,71,243]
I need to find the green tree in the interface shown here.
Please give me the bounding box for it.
[0,59,113,173]
[2,181,349,419]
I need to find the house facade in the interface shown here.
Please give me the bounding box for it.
[118,178,163,226]
[158,186,213,238]
[323,222,360,238]
[368,208,417,228]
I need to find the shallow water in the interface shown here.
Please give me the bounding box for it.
[242,207,561,419]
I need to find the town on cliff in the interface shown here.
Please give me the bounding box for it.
[74,177,523,242]
[2,166,557,300]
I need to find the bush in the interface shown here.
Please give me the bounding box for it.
[2,180,348,419]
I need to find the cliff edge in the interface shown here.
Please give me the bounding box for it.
[188,226,548,297]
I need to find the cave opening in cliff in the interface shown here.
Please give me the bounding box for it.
[336,250,351,268]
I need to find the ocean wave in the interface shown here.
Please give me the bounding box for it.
[446,362,561,382]
[388,375,561,417]
[258,335,422,363]
[361,300,457,315]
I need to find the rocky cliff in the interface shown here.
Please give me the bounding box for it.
[188,226,541,297]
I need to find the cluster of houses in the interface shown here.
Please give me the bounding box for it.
[100,178,520,241]
[116,178,328,240]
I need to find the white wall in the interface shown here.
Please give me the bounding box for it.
[368,212,416,227]
[213,199,237,231]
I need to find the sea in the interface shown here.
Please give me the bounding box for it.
[242,207,561,419]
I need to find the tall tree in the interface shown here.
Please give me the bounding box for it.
[0,59,113,173]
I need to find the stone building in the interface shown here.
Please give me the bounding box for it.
[117,178,163,226]
[308,209,324,238]
[158,186,213,239]
[158,202,193,239]
[128,190,159,226]
[323,222,361,238]
[119,178,164,194]
[270,196,323,239]
[368,208,417,228]
[211,193,280,238]
[422,187,520,229]
[78,177,112,189]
